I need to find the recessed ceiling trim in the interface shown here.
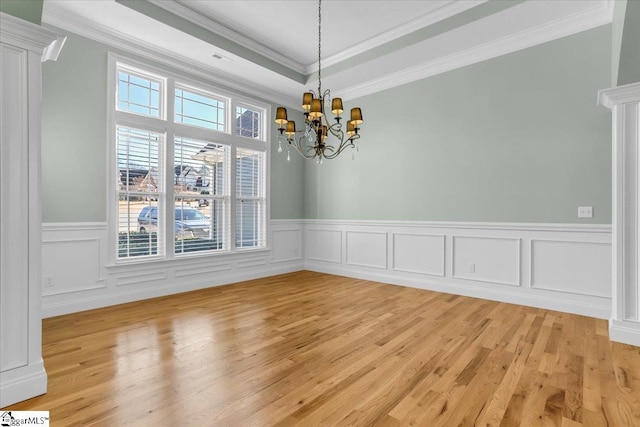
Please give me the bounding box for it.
[336,0,614,101]
[41,0,615,109]
[149,0,308,74]
[304,0,488,75]
[42,6,300,109]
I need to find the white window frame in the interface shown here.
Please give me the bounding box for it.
[174,83,229,133]
[116,64,165,119]
[107,54,270,265]
[235,147,267,249]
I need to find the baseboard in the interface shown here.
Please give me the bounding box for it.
[0,361,47,408]
[609,320,640,346]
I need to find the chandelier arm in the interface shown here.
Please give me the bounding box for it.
[326,123,344,138]
[323,145,348,159]
[327,120,343,130]
[323,144,353,159]
[315,114,354,158]
[323,137,359,159]
[322,145,335,153]
[288,134,319,160]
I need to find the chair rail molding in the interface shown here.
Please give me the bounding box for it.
[599,81,640,346]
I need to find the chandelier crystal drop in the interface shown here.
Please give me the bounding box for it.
[274,0,363,162]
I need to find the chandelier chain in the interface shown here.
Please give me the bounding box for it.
[318,0,322,94]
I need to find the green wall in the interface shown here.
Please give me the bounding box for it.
[618,0,640,86]
[41,30,304,222]
[42,32,108,222]
[42,24,614,224]
[270,109,305,219]
[305,25,612,223]
[0,0,42,24]
[611,0,628,87]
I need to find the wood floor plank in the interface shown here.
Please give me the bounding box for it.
[475,339,533,426]
[3,271,639,426]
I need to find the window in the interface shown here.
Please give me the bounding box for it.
[175,87,226,131]
[174,137,229,254]
[117,69,162,118]
[236,148,266,248]
[111,58,268,261]
[117,126,163,258]
[236,105,261,139]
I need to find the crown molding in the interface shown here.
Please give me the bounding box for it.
[149,0,308,75]
[304,0,489,75]
[0,12,64,60]
[338,0,614,101]
[42,6,300,109]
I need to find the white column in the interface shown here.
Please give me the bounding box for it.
[599,82,640,346]
[0,12,65,407]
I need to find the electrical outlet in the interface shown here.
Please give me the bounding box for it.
[578,206,593,218]
[44,275,54,287]
[468,264,475,273]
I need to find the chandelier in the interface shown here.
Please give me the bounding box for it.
[274,0,363,163]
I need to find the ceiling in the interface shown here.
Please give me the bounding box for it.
[42,0,613,108]
[170,0,464,69]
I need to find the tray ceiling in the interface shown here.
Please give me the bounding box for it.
[42,0,613,107]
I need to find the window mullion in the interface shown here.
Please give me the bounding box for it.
[230,99,238,138]
[114,112,167,133]
[229,145,237,252]
[165,78,176,259]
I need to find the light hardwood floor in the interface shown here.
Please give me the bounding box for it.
[4,271,640,426]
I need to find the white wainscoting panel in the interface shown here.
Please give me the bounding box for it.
[346,231,387,269]
[42,238,105,296]
[306,229,342,263]
[392,233,445,276]
[531,239,612,298]
[41,223,108,296]
[42,219,614,321]
[452,236,521,286]
[116,271,168,287]
[271,228,302,263]
[173,262,233,278]
[237,256,269,268]
[41,220,304,317]
[304,220,612,319]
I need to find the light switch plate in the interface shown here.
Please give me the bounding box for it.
[578,206,593,218]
